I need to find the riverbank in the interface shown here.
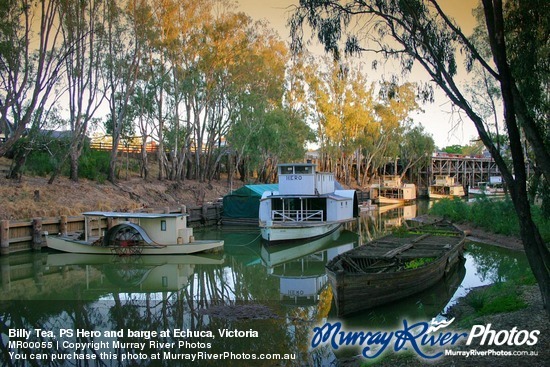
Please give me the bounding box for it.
[0,174,235,220]
[415,213,525,251]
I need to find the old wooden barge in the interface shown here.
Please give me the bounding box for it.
[326,220,466,317]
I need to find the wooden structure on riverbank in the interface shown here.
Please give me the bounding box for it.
[412,154,500,195]
[0,203,222,256]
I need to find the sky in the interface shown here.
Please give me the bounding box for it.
[236,0,486,149]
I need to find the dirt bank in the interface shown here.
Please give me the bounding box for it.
[0,174,236,220]
[456,223,524,251]
[414,214,525,252]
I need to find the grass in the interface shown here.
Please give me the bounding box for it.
[404,257,434,269]
[429,197,550,242]
[464,284,527,316]
[454,282,529,329]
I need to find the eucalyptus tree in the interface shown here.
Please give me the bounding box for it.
[125,80,157,180]
[503,0,550,215]
[194,10,266,183]
[49,0,106,183]
[223,19,296,184]
[399,124,435,181]
[140,0,183,181]
[303,57,377,184]
[255,107,313,183]
[368,82,420,181]
[100,0,151,183]
[0,0,66,163]
[290,0,550,316]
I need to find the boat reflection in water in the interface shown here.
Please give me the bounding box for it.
[0,251,226,301]
[334,258,467,327]
[260,228,358,305]
[45,253,226,293]
[356,202,422,243]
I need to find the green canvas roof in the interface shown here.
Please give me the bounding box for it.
[230,184,279,197]
[222,184,278,219]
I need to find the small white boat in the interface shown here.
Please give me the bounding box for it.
[469,177,505,197]
[428,175,465,199]
[46,211,224,255]
[259,163,358,243]
[369,175,416,205]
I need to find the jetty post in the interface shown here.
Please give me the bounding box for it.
[0,220,9,256]
[60,215,68,236]
[32,218,43,250]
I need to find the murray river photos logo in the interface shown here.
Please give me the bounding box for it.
[310,318,540,360]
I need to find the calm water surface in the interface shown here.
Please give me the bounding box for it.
[0,202,532,366]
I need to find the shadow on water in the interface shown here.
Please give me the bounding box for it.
[0,200,533,366]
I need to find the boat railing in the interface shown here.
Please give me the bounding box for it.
[271,209,324,222]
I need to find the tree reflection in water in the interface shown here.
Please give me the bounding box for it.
[0,208,531,366]
[1,255,308,366]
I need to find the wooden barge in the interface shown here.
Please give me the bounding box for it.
[326,220,465,317]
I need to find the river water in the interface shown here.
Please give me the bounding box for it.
[0,202,532,366]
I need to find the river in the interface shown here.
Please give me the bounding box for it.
[0,202,532,366]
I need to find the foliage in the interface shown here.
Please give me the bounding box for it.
[303,58,378,183]
[442,145,463,154]
[23,138,113,183]
[12,132,71,177]
[399,124,434,177]
[429,198,550,242]
[404,257,434,270]
[300,56,424,185]
[228,106,313,182]
[24,151,59,178]
[463,284,527,316]
[77,149,111,183]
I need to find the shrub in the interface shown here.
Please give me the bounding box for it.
[25,151,57,176]
[428,198,469,222]
[429,197,550,242]
[78,149,110,181]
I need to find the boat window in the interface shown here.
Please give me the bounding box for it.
[280,166,294,175]
[295,165,311,174]
[160,220,166,231]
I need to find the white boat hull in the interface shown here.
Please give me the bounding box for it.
[376,196,406,205]
[46,235,223,255]
[260,222,343,242]
[468,188,505,196]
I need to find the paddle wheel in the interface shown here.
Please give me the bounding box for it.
[106,224,144,255]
